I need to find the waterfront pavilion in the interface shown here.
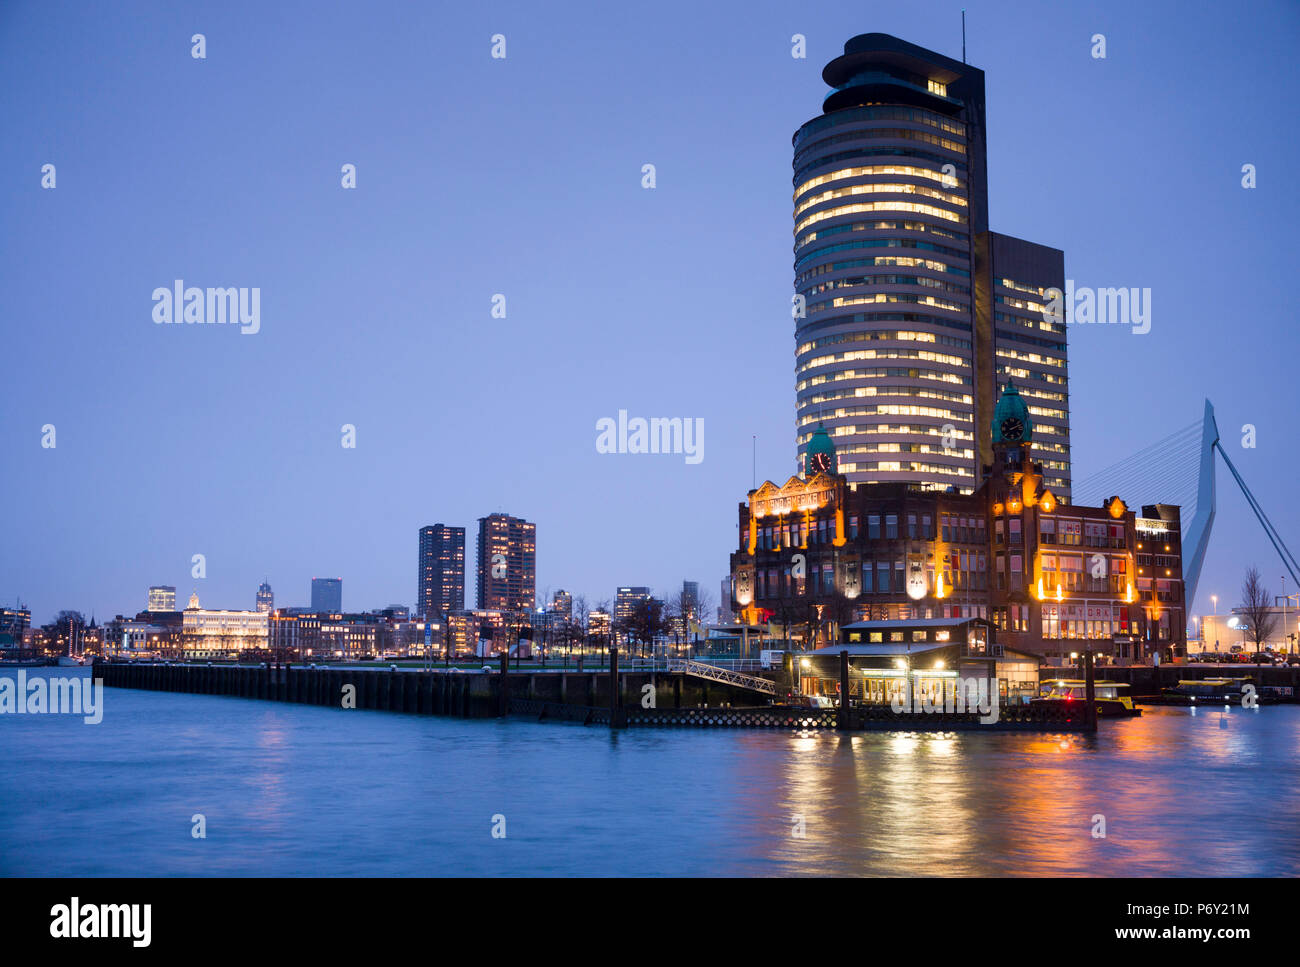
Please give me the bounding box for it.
[799,617,1039,707]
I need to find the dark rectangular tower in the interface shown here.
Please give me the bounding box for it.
[418,523,465,618]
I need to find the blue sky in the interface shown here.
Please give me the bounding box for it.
[2,0,1297,626]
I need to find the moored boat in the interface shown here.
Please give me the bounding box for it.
[1155,677,1266,705]
[1031,679,1141,717]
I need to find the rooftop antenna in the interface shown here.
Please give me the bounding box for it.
[752,435,756,490]
[962,9,967,63]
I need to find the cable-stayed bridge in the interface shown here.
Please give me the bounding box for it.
[1075,400,1297,610]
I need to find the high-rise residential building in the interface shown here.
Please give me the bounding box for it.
[418,524,466,617]
[475,514,536,612]
[310,577,342,613]
[256,581,274,613]
[147,585,176,612]
[719,576,735,624]
[793,33,1070,499]
[551,589,572,616]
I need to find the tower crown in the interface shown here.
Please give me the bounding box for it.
[805,423,837,476]
[992,382,1033,444]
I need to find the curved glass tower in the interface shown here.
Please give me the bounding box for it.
[793,33,1071,498]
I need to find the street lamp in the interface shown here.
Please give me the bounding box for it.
[1279,580,1300,656]
[1279,591,1300,657]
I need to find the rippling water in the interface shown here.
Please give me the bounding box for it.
[2,669,1297,876]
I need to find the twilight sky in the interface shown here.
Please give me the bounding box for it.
[1,0,1297,627]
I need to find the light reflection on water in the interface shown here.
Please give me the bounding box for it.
[0,670,1296,876]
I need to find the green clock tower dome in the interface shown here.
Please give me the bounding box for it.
[805,423,838,476]
[992,382,1033,444]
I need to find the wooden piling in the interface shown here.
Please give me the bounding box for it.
[1084,649,1097,732]
[499,653,509,717]
[609,647,625,729]
[837,650,850,731]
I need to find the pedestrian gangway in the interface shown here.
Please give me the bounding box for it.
[663,658,777,695]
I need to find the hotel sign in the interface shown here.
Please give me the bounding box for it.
[751,475,838,519]
[1042,603,1118,621]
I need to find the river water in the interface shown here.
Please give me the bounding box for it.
[1,669,1297,876]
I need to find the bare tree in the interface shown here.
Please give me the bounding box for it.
[617,596,666,660]
[821,594,857,650]
[666,589,693,655]
[1239,566,1278,657]
[689,586,714,657]
[569,594,590,665]
[592,598,611,668]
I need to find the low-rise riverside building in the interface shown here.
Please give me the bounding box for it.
[797,617,1040,706]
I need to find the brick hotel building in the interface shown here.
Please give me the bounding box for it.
[730,385,1185,663]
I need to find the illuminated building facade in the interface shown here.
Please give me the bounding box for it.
[256,581,274,613]
[0,607,31,641]
[106,617,175,659]
[588,609,611,643]
[732,389,1179,663]
[613,586,651,647]
[269,609,416,660]
[475,514,536,612]
[181,591,270,659]
[446,609,512,657]
[268,610,312,660]
[551,589,572,617]
[793,33,1070,497]
[418,524,465,618]
[1,607,31,657]
[147,586,176,612]
[1133,504,1186,661]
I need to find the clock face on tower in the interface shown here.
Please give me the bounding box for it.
[1000,417,1024,442]
[809,451,832,475]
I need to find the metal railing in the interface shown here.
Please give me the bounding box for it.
[663,658,777,695]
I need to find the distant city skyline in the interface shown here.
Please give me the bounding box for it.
[2,1,1296,630]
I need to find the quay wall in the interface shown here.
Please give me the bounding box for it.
[1052,664,1299,697]
[90,661,760,718]
[89,660,1095,731]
